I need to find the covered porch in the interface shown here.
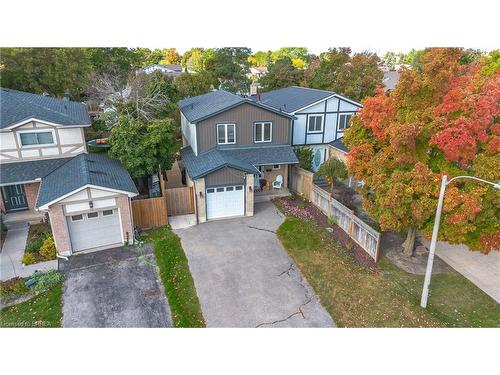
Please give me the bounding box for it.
[253,163,291,202]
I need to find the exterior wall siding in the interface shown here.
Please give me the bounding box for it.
[197,103,291,153]
[205,167,246,187]
[0,121,87,163]
[292,97,361,147]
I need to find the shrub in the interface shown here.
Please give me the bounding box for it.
[300,193,309,203]
[328,216,337,226]
[25,236,46,253]
[39,235,56,260]
[294,147,314,171]
[287,194,296,201]
[22,252,37,265]
[298,202,308,209]
[33,270,64,294]
[0,277,29,298]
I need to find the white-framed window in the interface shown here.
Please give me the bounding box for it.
[308,115,323,133]
[102,209,114,216]
[207,188,215,194]
[338,113,354,131]
[217,123,236,144]
[226,186,234,191]
[254,122,272,143]
[71,214,84,221]
[235,186,243,190]
[18,129,55,147]
[87,212,99,219]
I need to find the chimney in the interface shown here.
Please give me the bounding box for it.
[250,82,258,96]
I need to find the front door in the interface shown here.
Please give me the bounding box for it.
[1,184,28,212]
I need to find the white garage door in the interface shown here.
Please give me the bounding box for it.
[67,209,123,252]
[206,185,244,220]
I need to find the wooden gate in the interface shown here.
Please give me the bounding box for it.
[132,196,168,229]
[165,186,195,216]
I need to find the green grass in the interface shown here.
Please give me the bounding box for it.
[145,226,205,327]
[0,282,63,328]
[277,217,500,327]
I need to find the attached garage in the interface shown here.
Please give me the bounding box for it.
[206,185,244,219]
[67,209,123,252]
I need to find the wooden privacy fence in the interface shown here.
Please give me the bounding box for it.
[131,196,168,229]
[311,184,381,261]
[165,186,195,216]
[290,166,314,200]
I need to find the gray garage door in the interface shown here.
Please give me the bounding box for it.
[67,209,123,252]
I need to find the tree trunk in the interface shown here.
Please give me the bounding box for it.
[402,227,417,256]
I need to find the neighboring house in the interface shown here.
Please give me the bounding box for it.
[382,70,400,92]
[249,66,268,80]
[178,90,298,222]
[140,64,183,77]
[253,86,362,171]
[0,88,138,256]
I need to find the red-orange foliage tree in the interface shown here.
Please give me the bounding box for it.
[344,48,499,255]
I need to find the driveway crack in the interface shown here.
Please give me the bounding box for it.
[247,225,276,234]
[256,263,313,327]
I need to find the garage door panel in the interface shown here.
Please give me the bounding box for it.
[67,209,122,252]
[206,185,244,220]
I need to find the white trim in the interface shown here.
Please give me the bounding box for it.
[37,184,138,210]
[337,113,355,132]
[307,114,324,133]
[3,118,91,130]
[333,94,363,108]
[254,121,272,143]
[17,128,56,148]
[288,93,362,115]
[0,178,41,187]
[216,123,236,145]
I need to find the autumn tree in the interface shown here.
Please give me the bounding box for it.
[204,47,252,93]
[344,48,500,255]
[260,57,303,91]
[159,48,181,65]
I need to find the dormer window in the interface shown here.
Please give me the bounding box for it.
[18,130,55,147]
[217,123,236,145]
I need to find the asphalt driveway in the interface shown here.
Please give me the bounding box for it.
[174,202,335,327]
[60,245,172,328]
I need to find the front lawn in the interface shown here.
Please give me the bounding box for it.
[277,217,500,327]
[144,226,205,328]
[0,282,63,328]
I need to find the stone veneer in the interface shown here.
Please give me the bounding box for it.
[116,194,134,245]
[245,174,254,217]
[194,178,206,223]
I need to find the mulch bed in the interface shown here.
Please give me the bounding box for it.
[274,195,378,270]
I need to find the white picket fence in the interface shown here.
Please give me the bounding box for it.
[311,184,381,261]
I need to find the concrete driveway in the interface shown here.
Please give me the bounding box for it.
[60,245,172,328]
[174,202,335,327]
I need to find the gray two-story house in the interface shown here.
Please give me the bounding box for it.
[179,90,298,222]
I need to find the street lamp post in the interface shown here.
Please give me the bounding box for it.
[420,175,500,308]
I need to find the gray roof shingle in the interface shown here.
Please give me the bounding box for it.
[37,153,138,207]
[1,88,91,129]
[178,90,244,123]
[0,158,72,185]
[257,86,335,113]
[180,145,298,179]
[329,138,349,153]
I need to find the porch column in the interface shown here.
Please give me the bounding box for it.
[194,178,206,223]
[47,204,72,256]
[245,174,254,217]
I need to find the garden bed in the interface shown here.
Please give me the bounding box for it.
[22,222,56,265]
[273,194,377,269]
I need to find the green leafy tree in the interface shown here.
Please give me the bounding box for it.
[260,57,303,91]
[271,47,309,67]
[304,48,383,102]
[85,47,144,79]
[248,51,272,67]
[109,117,178,177]
[181,48,207,72]
[204,47,252,93]
[0,47,92,99]
[317,157,348,195]
[294,147,314,171]
[174,71,215,99]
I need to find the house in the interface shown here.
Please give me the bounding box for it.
[0,88,138,256]
[382,70,401,92]
[140,64,183,77]
[253,86,362,170]
[178,90,298,222]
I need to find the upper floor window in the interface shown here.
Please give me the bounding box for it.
[338,113,354,131]
[217,123,236,144]
[19,131,55,147]
[254,122,272,143]
[308,115,323,133]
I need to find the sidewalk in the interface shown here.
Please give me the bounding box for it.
[420,237,500,303]
[0,223,57,281]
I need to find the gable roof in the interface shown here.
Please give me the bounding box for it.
[0,158,72,185]
[256,86,362,113]
[0,88,91,129]
[257,86,335,113]
[329,138,349,153]
[178,89,294,123]
[37,153,138,208]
